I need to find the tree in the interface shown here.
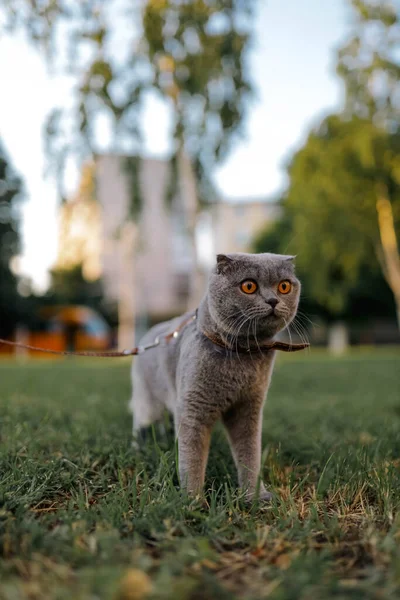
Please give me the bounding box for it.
[254,115,400,325]
[336,0,400,325]
[254,202,396,325]
[1,0,255,306]
[257,0,400,329]
[47,264,103,307]
[337,0,399,127]
[0,141,24,338]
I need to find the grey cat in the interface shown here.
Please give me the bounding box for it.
[129,252,301,502]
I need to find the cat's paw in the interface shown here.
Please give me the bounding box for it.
[132,426,152,449]
[258,489,274,503]
[245,488,274,505]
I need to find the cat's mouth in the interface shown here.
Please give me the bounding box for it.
[262,308,289,327]
[265,308,282,319]
[272,306,290,319]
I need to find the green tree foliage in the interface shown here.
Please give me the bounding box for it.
[254,115,400,320]
[337,0,399,127]
[256,0,400,325]
[47,264,103,307]
[254,204,396,323]
[291,116,399,315]
[337,0,400,324]
[2,0,254,208]
[2,0,255,312]
[0,141,23,338]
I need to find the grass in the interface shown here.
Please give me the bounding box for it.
[0,349,400,599]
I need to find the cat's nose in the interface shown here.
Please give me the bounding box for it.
[266,298,278,309]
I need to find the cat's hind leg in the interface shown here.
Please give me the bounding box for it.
[129,360,164,445]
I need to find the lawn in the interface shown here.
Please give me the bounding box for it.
[0,350,400,600]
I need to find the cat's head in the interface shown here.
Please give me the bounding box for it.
[207,252,301,340]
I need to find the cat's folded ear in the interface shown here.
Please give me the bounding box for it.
[216,254,235,274]
[284,255,296,262]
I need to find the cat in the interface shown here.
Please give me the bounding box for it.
[129,252,301,502]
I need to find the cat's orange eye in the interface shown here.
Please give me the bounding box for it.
[278,280,292,294]
[241,280,258,294]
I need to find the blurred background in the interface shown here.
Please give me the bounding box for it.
[0,0,399,357]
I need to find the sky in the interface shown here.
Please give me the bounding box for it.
[0,0,350,290]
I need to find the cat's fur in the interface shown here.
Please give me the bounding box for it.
[129,252,301,501]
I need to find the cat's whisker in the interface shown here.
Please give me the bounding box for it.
[222,315,245,361]
[294,328,310,353]
[290,318,310,352]
[294,316,312,331]
[295,319,310,340]
[234,314,256,361]
[246,312,263,358]
[225,312,253,363]
[252,317,263,356]
[247,317,254,360]
[235,314,251,358]
[290,322,303,345]
[230,316,247,362]
[219,311,247,335]
[292,314,310,337]
[219,309,260,347]
[283,317,293,348]
[296,323,311,351]
[296,310,316,327]
[218,310,248,329]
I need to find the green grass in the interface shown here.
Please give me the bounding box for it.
[1,350,400,599]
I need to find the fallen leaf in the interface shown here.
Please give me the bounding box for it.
[115,569,152,600]
[275,553,291,570]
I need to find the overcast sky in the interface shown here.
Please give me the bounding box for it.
[0,0,349,289]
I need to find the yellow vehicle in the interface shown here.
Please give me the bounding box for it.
[1,305,112,358]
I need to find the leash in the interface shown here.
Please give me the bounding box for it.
[0,313,197,358]
[201,330,309,353]
[0,311,309,358]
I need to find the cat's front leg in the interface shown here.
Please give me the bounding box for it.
[176,412,213,496]
[223,399,272,503]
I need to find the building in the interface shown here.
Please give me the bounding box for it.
[95,155,197,345]
[212,199,281,254]
[56,155,280,346]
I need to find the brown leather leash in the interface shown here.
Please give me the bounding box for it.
[201,330,309,353]
[0,338,141,358]
[0,311,309,358]
[0,313,198,358]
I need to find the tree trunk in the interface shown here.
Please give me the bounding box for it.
[117,221,137,349]
[177,150,204,310]
[376,183,400,330]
